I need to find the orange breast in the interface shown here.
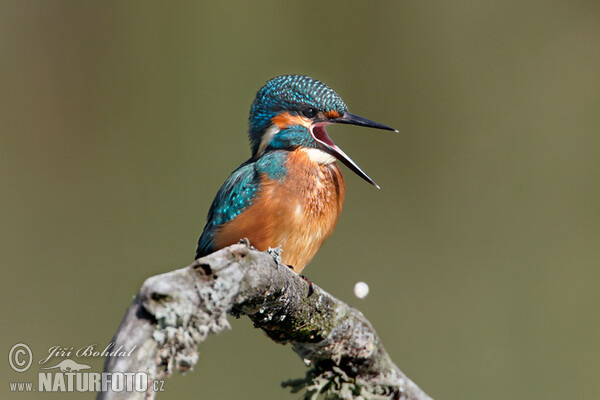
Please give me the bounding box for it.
[213,149,346,273]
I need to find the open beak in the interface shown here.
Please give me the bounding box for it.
[311,112,398,189]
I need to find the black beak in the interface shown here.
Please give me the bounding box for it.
[330,112,399,133]
[311,112,397,189]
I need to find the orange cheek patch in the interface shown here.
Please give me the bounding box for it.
[325,110,340,119]
[272,112,311,129]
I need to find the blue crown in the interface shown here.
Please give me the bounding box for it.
[248,75,348,155]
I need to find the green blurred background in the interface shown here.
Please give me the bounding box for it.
[2,1,599,399]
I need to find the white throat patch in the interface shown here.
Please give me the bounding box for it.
[302,148,337,165]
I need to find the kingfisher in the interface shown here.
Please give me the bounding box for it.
[196,75,397,274]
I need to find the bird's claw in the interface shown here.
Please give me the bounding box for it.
[301,275,314,297]
[286,265,313,296]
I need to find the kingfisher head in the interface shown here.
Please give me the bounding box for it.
[248,75,397,188]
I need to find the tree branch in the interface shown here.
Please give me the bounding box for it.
[98,242,432,400]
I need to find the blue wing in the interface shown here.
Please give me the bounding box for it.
[196,161,260,259]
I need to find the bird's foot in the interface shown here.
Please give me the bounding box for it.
[286,265,314,296]
[301,275,314,297]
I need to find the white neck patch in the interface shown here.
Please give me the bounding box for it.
[302,148,337,165]
[256,124,280,157]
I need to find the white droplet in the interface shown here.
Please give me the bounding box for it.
[353,281,369,299]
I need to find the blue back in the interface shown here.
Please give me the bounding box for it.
[196,151,288,258]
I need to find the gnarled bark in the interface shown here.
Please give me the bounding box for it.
[98,242,432,400]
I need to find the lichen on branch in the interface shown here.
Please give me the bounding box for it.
[99,242,432,400]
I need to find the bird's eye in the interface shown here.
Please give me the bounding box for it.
[302,108,317,119]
